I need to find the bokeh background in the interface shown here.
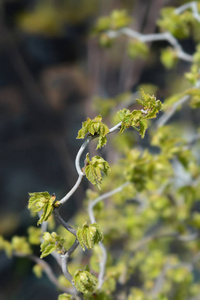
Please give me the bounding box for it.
[0,0,197,299]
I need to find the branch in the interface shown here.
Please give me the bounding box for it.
[53,209,77,236]
[68,239,80,256]
[151,262,193,298]
[14,252,72,294]
[156,79,200,128]
[75,137,92,175]
[59,174,84,206]
[60,252,81,298]
[97,242,107,289]
[156,95,190,128]
[88,182,130,223]
[131,230,198,253]
[60,252,73,283]
[175,1,200,23]
[59,121,122,207]
[88,182,130,288]
[107,28,193,62]
[38,211,62,267]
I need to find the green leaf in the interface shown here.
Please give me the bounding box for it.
[139,119,148,138]
[40,232,66,258]
[58,294,73,300]
[127,40,149,59]
[117,90,162,136]
[73,270,98,293]
[28,192,55,225]
[77,115,109,149]
[157,7,192,39]
[110,9,131,30]
[185,64,200,85]
[99,33,114,48]
[11,236,32,255]
[27,226,41,245]
[33,264,43,278]
[93,9,131,34]
[77,222,103,251]
[185,88,200,108]
[193,44,200,66]
[160,47,178,69]
[85,154,110,189]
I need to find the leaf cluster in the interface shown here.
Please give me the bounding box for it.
[58,294,73,300]
[27,226,41,245]
[77,115,109,149]
[127,39,149,60]
[77,222,103,251]
[93,10,131,33]
[73,270,98,293]
[85,154,110,189]
[160,47,178,69]
[40,232,66,258]
[117,89,162,137]
[28,192,55,225]
[157,7,194,39]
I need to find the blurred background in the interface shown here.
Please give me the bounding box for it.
[0,0,195,299]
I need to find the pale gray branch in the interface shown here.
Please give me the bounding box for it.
[59,174,84,206]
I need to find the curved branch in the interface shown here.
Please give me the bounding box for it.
[175,2,200,23]
[88,182,130,223]
[59,174,84,206]
[88,182,130,288]
[75,137,92,175]
[53,209,77,236]
[107,28,193,62]
[14,252,72,294]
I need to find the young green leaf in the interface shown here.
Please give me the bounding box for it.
[40,232,66,258]
[28,192,55,225]
[157,7,192,39]
[58,294,73,300]
[136,89,163,119]
[33,264,43,278]
[77,222,103,251]
[73,270,98,293]
[160,47,178,69]
[93,9,131,34]
[84,154,110,189]
[27,226,41,245]
[117,90,162,137]
[127,39,149,59]
[77,115,109,149]
[11,236,32,255]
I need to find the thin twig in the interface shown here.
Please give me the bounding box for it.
[68,239,80,256]
[97,242,107,289]
[75,137,92,175]
[156,95,190,128]
[156,79,200,128]
[151,262,193,298]
[14,252,72,294]
[88,182,130,223]
[107,28,193,62]
[175,1,200,23]
[88,182,130,287]
[38,211,62,267]
[131,230,198,252]
[53,209,77,236]
[60,252,73,283]
[60,122,122,207]
[59,174,84,206]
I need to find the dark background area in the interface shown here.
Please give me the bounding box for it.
[0,0,197,299]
